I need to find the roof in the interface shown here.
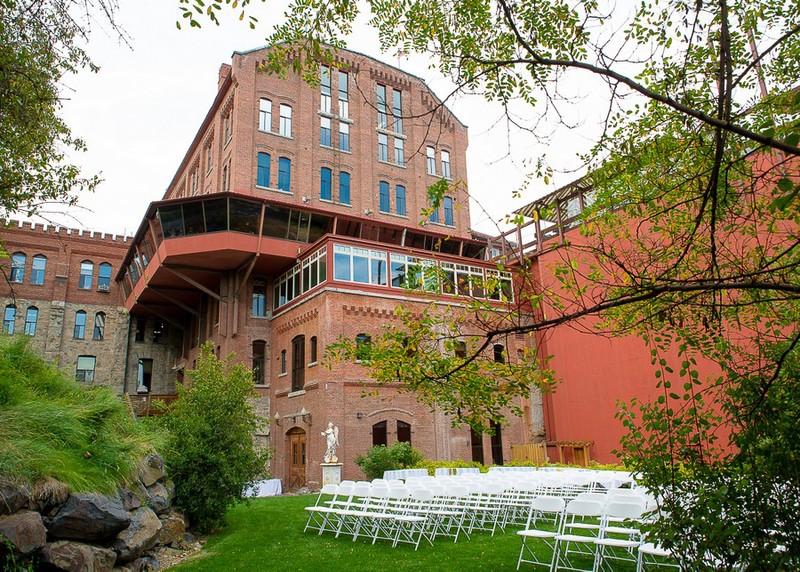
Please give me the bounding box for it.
[514,177,592,218]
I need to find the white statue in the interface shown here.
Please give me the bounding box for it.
[322,422,339,463]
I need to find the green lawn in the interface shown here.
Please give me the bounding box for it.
[169,495,634,572]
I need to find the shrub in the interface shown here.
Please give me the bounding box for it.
[0,337,159,493]
[413,459,487,475]
[355,441,424,480]
[164,343,269,532]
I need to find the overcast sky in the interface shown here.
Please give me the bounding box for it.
[51,0,606,237]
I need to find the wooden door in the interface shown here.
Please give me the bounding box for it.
[288,428,306,489]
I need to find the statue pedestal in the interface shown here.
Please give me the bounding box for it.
[320,463,343,486]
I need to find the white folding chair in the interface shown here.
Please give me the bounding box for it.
[636,542,682,571]
[303,483,339,534]
[552,498,605,572]
[594,500,646,571]
[516,496,566,570]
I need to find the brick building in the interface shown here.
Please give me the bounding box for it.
[1,45,541,488]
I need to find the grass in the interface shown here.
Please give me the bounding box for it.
[0,337,161,492]
[169,495,638,572]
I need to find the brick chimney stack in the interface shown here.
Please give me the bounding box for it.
[218,63,232,90]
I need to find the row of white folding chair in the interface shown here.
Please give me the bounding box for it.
[517,496,650,572]
[303,481,429,549]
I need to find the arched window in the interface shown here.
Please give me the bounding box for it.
[397,420,411,444]
[79,261,93,289]
[97,263,112,291]
[278,157,292,191]
[24,306,38,336]
[443,197,455,226]
[493,344,505,363]
[74,310,87,339]
[372,420,387,447]
[355,333,372,362]
[490,421,504,465]
[252,340,266,385]
[93,312,105,340]
[339,171,350,204]
[10,253,25,283]
[291,335,305,392]
[280,349,287,375]
[30,255,46,285]
[257,152,271,187]
[3,305,16,334]
[320,167,332,200]
[309,336,318,363]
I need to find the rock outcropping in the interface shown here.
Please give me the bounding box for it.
[0,454,191,571]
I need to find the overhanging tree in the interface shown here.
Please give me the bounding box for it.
[179,0,800,566]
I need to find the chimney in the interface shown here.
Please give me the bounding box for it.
[218,63,232,90]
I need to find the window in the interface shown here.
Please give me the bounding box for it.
[252,280,267,317]
[320,167,332,201]
[291,335,305,392]
[279,104,292,137]
[10,253,25,283]
[444,196,455,226]
[429,201,440,223]
[30,255,46,285]
[320,65,331,113]
[373,420,387,447]
[152,320,164,344]
[493,344,505,363]
[137,358,153,392]
[135,317,146,342]
[98,263,112,291]
[76,356,96,383]
[441,262,485,297]
[273,246,327,310]
[24,306,38,336]
[487,269,513,301]
[257,152,271,187]
[253,340,266,385]
[490,421,504,465]
[223,111,233,144]
[471,428,484,464]
[397,420,411,444]
[206,142,213,172]
[339,122,350,152]
[392,89,403,133]
[378,133,389,162]
[390,253,437,291]
[319,116,332,147]
[441,150,451,179]
[394,137,404,165]
[395,185,406,216]
[426,146,436,175]
[78,261,93,289]
[221,163,229,193]
[74,310,87,339]
[339,172,351,205]
[454,340,467,358]
[310,336,318,363]
[280,349,287,375]
[93,312,105,340]
[278,157,291,192]
[338,70,349,118]
[376,84,388,128]
[379,181,390,213]
[3,305,15,334]
[355,333,372,361]
[333,245,387,285]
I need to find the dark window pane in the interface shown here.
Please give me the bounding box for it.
[229,199,261,234]
[203,198,228,232]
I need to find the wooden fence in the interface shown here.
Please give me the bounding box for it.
[510,442,548,465]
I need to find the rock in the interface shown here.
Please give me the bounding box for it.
[48,494,131,541]
[0,480,29,515]
[113,507,162,564]
[119,486,143,512]
[138,454,165,487]
[144,482,170,515]
[0,510,46,554]
[128,554,160,571]
[40,540,116,572]
[157,511,186,547]
[30,477,70,515]
[183,531,196,544]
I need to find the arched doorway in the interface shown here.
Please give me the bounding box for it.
[286,427,307,489]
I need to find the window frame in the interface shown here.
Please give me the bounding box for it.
[395,185,407,216]
[379,181,391,213]
[426,146,436,175]
[10,253,25,283]
[3,305,16,334]
[279,104,292,137]
[320,167,332,201]
[277,157,292,192]
[24,306,38,336]
[339,171,351,205]
[30,255,46,285]
[74,310,87,339]
[76,355,96,383]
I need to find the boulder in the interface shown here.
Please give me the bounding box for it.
[0,480,29,515]
[30,477,70,515]
[39,540,116,572]
[112,507,162,564]
[138,454,165,488]
[144,482,170,515]
[48,494,131,541]
[127,554,160,572]
[119,485,144,512]
[156,511,186,546]
[0,510,46,554]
